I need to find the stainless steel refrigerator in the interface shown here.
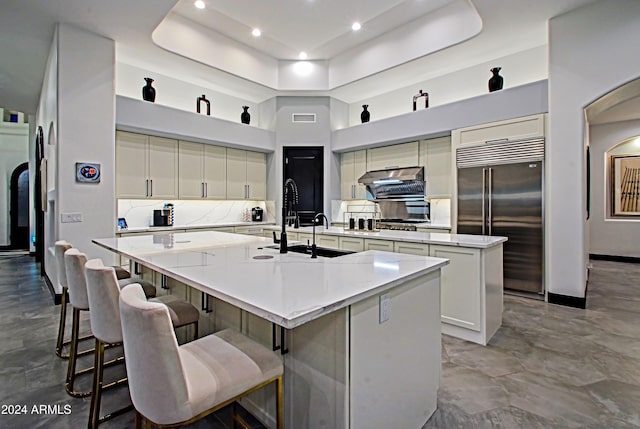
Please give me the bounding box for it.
[457,140,544,295]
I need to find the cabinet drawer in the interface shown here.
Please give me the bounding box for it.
[317,235,340,249]
[234,226,264,235]
[364,239,394,252]
[339,237,364,252]
[393,241,430,256]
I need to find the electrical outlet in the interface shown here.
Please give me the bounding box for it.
[379,293,391,323]
[61,212,83,223]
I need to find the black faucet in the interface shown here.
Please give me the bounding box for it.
[280,178,299,253]
[311,213,329,259]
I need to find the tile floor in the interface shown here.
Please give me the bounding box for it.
[0,253,639,428]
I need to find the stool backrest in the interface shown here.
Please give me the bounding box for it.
[85,259,123,344]
[64,248,89,310]
[119,284,191,423]
[54,240,72,290]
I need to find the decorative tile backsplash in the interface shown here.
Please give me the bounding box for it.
[118,199,275,228]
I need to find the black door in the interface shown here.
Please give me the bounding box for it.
[283,147,323,226]
[10,162,30,249]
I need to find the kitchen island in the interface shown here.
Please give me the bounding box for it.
[94,230,448,429]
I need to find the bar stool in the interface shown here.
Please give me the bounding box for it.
[119,284,283,429]
[54,241,133,359]
[85,259,201,428]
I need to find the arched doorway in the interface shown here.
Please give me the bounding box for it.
[10,162,29,249]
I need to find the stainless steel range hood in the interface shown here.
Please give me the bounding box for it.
[358,166,425,200]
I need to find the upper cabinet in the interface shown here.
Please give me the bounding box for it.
[226,148,267,200]
[452,114,545,148]
[419,136,452,198]
[366,142,419,171]
[341,150,367,200]
[178,142,226,199]
[116,131,178,199]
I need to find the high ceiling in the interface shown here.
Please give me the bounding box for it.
[2,0,625,120]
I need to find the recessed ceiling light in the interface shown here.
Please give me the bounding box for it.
[352,22,361,31]
[299,52,308,60]
[252,28,261,37]
[194,0,205,9]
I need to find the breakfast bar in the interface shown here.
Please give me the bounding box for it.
[94,230,449,429]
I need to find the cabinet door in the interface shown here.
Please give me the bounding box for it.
[453,114,545,147]
[367,142,419,171]
[178,141,204,199]
[340,151,356,200]
[226,148,247,199]
[364,239,394,252]
[430,244,481,331]
[419,136,452,198]
[317,235,339,249]
[394,241,430,256]
[339,236,364,252]
[246,151,266,200]
[203,145,227,199]
[116,131,148,198]
[148,136,178,199]
[297,232,313,245]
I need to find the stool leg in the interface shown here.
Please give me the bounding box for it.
[55,287,68,358]
[134,411,143,429]
[276,376,284,429]
[193,321,198,341]
[88,339,105,429]
[65,308,91,398]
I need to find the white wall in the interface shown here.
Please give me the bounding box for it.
[589,120,640,258]
[548,0,640,298]
[346,46,547,127]
[0,118,29,246]
[116,62,262,126]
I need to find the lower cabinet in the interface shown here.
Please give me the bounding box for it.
[317,234,340,249]
[364,238,394,252]
[393,241,430,256]
[339,236,364,252]
[296,232,313,246]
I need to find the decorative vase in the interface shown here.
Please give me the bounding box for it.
[142,78,156,102]
[197,94,210,115]
[360,105,370,123]
[241,106,251,124]
[488,67,504,92]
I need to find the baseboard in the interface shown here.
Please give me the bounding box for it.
[548,292,586,309]
[590,254,640,264]
[43,273,62,305]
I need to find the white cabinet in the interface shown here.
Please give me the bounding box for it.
[364,238,394,252]
[453,114,545,147]
[393,241,430,256]
[116,131,178,199]
[297,232,313,245]
[317,234,340,249]
[419,136,452,198]
[178,141,226,199]
[340,150,367,200]
[366,141,419,171]
[226,148,266,200]
[339,236,364,252]
[234,225,265,236]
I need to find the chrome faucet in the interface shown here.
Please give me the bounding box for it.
[280,178,299,253]
[412,90,429,111]
[311,213,329,259]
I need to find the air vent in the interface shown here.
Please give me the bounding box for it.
[457,138,544,168]
[292,113,316,123]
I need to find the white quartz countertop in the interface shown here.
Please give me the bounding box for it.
[93,230,448,329]
[263,225,506,249]
[118,221,274,234]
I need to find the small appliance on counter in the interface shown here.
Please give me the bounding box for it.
[251,207,264,222]
[153,208,173,227]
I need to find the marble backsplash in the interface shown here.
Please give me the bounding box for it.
[331,198,451,226]
[118,199,276,229]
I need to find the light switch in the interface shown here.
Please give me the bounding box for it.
[379,293,391,323]
[61,212,83,223]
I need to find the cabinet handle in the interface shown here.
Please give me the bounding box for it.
[272,323,280,352]
[160,274,168,290]
[280,326,288,355]
[205,182,208,198]
[202,182,205,198]
[245,184,249,199]
[149,179,153,197]
[145,179,149,197]
[352,184,355,199]
[200,291,212,313]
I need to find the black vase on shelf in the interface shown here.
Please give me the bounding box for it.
[488,67,504,92]
[360,105,370,123]
[142,78,156,102]
[241,106,251,124]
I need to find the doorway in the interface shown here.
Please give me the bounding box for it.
[10,162,29,249]
[283,147,324,226]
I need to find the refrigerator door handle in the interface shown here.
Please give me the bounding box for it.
[481,168,486,235]
[488,167,493,236]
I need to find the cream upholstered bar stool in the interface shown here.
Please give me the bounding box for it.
[84,258,202,428]
[54,240,133,359]
[119,284,284,429]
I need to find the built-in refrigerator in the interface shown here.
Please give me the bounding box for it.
[456,139,544,295]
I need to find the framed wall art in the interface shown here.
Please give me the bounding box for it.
[611,154,640,216]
